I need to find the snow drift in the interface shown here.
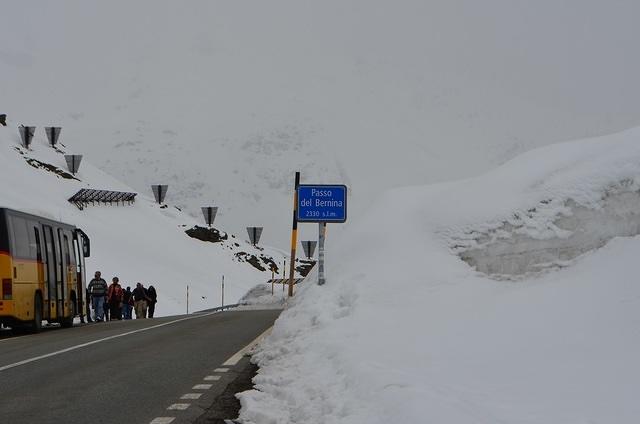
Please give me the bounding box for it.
[238,127,640,423]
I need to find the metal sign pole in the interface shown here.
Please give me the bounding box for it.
[318,223,326,285]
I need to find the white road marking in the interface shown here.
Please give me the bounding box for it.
[214,367,229,372]
[167,403,190,411]
[222,326,273,366]
[150,417,175,424]
[180,393,202,400]
[0,311,222,373]
[204,375,221,381]
[192,384,212,390]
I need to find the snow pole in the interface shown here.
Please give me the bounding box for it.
[318,222,327,285]
[288,172,300,297]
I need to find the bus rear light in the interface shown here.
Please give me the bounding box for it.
[2,279,12,300]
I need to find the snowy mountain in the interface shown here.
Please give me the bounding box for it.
[239,128,640,423]
[0,122,295,317]
[2,1,640,248]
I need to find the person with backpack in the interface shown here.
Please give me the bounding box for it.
[147,285,158,318]
[87,271,108,322]
[132,282,150,319]
[107,277,124,320]
[122,286,134,320]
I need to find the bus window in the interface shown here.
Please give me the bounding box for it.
[63,234,71,266]
[27,220,39,260]
[9,216,31,259]
[34,227,42,261]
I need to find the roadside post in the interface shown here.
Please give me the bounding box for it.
[288,172,301,297]
[186,285,189,314]
[296,183,347,287]
[221,275,225,308]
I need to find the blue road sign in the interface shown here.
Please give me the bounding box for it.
[297,184,347,223]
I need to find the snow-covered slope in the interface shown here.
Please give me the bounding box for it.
[238,128,640,423]
[0,123,290,317]
[3,1,640,248]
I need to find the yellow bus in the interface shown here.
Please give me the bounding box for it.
[0,208,90,332]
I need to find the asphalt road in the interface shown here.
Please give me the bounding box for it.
[0,309,281,424]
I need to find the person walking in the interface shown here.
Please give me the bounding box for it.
[132,282,150,319]
[107,277,124,320]
[87,271,108,322]
[122,286,133,320]
[147,285,158,318]
[85,287,93,323]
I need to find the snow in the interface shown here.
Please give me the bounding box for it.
[238,128,640,423]
[0,123,293,317]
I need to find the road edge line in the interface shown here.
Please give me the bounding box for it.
[222,325,273,366]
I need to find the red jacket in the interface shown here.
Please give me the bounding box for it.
[107,283,123,303]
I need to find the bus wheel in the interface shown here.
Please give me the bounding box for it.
[30,293,43,333]
[61,294,76,328]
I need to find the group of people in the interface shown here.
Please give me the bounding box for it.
[86,271,158,322]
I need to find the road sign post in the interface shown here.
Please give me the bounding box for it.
[295,183,347,286]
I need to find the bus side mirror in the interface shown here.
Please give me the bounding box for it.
[83,235,90,257]
[75,229,90,258]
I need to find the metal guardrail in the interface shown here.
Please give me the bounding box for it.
[193,303,240,314]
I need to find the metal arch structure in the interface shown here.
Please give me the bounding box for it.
[68,188,137,210]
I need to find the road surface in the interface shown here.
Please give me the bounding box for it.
[0,309,281,424]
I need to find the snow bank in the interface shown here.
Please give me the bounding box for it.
[238,128,640,423]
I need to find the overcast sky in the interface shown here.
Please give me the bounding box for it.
[2,1,640,247]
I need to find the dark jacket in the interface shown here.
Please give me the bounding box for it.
[147,286,157,304]
[132,286,149,302]
[88,278,108,297]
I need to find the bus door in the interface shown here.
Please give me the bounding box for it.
[73,230,87,318]
[42,225,59,320]
[57,229,70,319]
